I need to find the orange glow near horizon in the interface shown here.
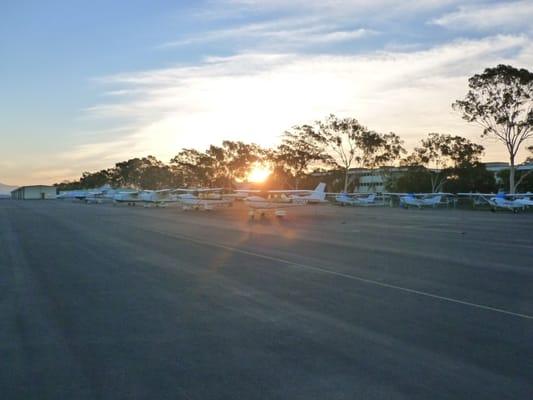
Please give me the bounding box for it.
[247,165,271,183]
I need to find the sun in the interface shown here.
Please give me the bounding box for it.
[247,165,271,183]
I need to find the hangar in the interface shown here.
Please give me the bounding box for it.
[11,185,57,200]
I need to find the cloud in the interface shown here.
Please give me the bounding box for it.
[220,0,461,14]
[432,1,533,31]
[81,34,532,167]
[159,15,375,50]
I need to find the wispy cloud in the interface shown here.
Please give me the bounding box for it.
[432,1,533,31]
[159,16,375,50]
[219,0,462,14]
[82,34,532,165]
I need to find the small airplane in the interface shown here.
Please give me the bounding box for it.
[515,195,533,207]
[457,192,533,212]
[139,189,178,207]
[399,193,443,209]
[111,189,177,207]
[175,188,234,210]
[85,191,106,204]
[488,194,524,213]
[334,192,378,206]
[58,185,119,204]
[57,190,90,201]
[241,182,327,218]
[113,191,143,206]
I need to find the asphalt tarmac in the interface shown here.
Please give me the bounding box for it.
[1,200,532,399]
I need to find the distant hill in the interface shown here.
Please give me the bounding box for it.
[0,182,17,196]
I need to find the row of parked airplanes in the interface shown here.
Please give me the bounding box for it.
[336,191,533,212]
[57,184,329,218]
[57,183,533,217]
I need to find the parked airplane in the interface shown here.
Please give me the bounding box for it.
[175,188,233,210]
[515,194,533,207]
[57,190,90,201]
[489,194,524,212]
[241,183,327,218]
[458,193,531,212]
[85,191,105,204]
[139,189,178,207]
[113,191,143,206]
[400,193,443,209]
[111,189,177,207]
[335,192,378,206]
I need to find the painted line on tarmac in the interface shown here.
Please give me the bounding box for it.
[170,232,533,321]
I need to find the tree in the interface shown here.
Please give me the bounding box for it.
[111,156,166,188]
[273,125,331,189]
[171,141,264,188]
[453,65,533,193]
[497,168,533,193]
[309,114,404,192]
[215,141,264,187]
[79,168,115,188]
[386,166,433,193]
[445,163,496,194]
[170,149,212,187]
[139,164,177,190]
[403,133,485,192]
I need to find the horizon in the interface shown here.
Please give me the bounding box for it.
[2,0,533,186]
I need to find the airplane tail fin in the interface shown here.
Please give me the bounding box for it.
[312,183,326,201]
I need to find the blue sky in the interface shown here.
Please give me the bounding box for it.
[1,0,532,184]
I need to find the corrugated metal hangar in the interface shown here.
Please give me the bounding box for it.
[11,185,57,200]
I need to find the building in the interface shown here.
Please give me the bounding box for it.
[314,161,533,193]
[11,185,57,200]
[483,162,533,184]
[346,167,408,193]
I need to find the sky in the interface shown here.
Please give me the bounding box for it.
[1,0,532,185]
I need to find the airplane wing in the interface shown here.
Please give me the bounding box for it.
[266,189,313,194]
[235,189,261,193]
[174,187,223,193]
[457,193,496,196]
[196,188,223,192]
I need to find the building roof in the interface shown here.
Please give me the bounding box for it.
[11,185,56,193]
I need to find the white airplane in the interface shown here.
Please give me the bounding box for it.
[112,189,177,207]
[139,189,179,207]
[57,190,90,201]
[175,188,233,211]
[513,192,533,208]
[242,183,327,218]
[113,191,143,206]
[85,187,122,204]
[399,193,443,209]
[85,191,105,204]
[458,192,532,212]
[488,194,524,212]
[58,185,120,204]
[335,192,378,206]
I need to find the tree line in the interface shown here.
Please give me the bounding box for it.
[57,64,532,193]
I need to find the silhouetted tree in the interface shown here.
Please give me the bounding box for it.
[453,65,533,193]
[170,149,212,187]
[497,168,533,193]
[272,126,331,189]
[386,166,433,193]
[171,142,264,188]
[445,163,496,193]
[308,114,404,192]
[403,133,485,192]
